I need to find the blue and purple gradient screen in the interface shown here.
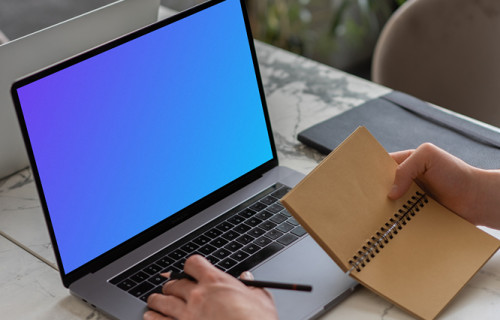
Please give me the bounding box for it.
[15,0,273,274]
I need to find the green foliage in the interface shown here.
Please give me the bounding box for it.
[246,0,405,69]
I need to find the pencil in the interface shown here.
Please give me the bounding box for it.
[161,271,312,292]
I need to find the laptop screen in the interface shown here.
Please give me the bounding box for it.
[12,0,274,275]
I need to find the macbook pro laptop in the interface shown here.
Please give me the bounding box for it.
[0,0,160,179]
[10,1,356,319]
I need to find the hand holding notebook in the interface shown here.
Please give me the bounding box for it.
[281,126,500,319]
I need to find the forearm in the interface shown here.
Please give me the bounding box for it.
[472,168,500,229]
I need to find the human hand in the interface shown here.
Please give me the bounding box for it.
[144,255,279,320]
[387,143,500,229]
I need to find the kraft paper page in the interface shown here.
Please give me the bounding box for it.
[281,126,500,319]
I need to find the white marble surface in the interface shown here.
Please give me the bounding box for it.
[0,236,102,319]
[2,9,500,320]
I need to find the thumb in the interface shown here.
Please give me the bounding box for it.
[388,154,425,200]
[388,143,440,200]
[388,170,415,200]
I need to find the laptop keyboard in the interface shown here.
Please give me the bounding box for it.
[109,183,306,302]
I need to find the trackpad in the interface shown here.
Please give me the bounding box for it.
[251,236,357,320]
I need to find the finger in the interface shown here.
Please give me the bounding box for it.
[183,254,229,284]
[162,278,197,300]
[240,271,254,280]
[143,310,174,320]
[239,271,275,302]
[389,149,414,164]
[388,144,436,199]
[147,293,185,319]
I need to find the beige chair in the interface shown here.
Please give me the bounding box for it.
[372,0,500,127]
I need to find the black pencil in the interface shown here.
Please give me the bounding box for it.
[161,271,312,292]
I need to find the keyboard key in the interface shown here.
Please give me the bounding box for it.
[168,249,187,261]
[269,213,287,224]
[266,202,284,214]
[236,234,254,245]
[242,243,260,255]
[148,274,167,286]
[260,195,277,205]
[218,257,238,270]
[129,281,155,297]
[181,242,199,253]
[110,273,126,285]
[238,208,256,218]
[254,236,273,247]
[193,235,211,246]
[221,230,239,241]
[210,237,229,248]
[249,201,267,212]
[227,242,284,276]
[247,227,265,238]
[156,256,175,268]
[143,263,162,275]
[275,222,294,233]
[205,228,223,239]
[205,255,220,265]
[233,224,251,233]
[224,241,243,252]
[216,221,234,232]
[139,285,163,302]
[162,265,181,274]
[228,215,246,225]
[255,210,273,220]
[258,220,277,231]
[173,260,185,271]
[281,209,291,217]
[277,233,298,246]
[286,217,299,226]
[212,248,232,259]
[230,250,249,261]
[291,226,307,237]
[117,278,137,291]
[271,187,290,199]
[199,244,217,255]
[130,271,149,283]
[244,217,262,227]
[264,229,283,240]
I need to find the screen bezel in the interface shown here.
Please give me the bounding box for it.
[10,0,278,288]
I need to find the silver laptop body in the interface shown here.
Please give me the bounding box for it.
[0,0,160,179]
[10,1,356,319]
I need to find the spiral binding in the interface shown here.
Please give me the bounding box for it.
[347,191,428,275]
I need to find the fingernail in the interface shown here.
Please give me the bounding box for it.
[388,184,398,198]
[241,271,254,280]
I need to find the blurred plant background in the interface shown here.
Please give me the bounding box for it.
[163,0,407,78]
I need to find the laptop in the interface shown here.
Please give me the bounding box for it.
[10,1,357,319]
[0,0,160,180]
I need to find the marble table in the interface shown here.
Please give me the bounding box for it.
[2,8,500,320]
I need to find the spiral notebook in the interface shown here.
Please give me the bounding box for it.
[281,127,500,319]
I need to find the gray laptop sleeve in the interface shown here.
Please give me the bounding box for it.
[298,91,500,170]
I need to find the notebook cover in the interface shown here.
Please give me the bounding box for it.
[298,91,500,169]
[282,127,500,319]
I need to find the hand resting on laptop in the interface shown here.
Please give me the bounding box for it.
[145,255,278,320]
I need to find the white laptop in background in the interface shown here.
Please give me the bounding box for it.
[0,0,160,179]
[11,1,357,319]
